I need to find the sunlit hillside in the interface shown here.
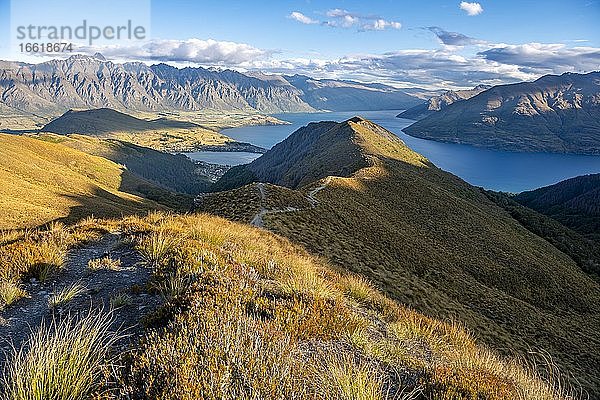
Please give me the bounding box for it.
[0,212,572,399]
[204,117,600,396]
[0,133,170,230]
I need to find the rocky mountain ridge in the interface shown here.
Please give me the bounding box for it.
[0,55,422,116]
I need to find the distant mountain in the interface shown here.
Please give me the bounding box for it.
[515,173,600,240]
[402,72,600,154]
[397,84,490,120]
[0,56,312,115]
[206,117,600,396]
[284,75,422,111]
[0,55,423,117]
[41,108,264,153]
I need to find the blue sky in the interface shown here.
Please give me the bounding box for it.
[1,0,599,89]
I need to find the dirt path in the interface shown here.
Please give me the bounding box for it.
[0,233,161,365]
[306,177,332,206]
[250,178,331,228]
[250,183,269,228]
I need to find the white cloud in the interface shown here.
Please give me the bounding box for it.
[459,2,483,16]
[289,11,318,25]
[478,42,600,73]
[75,35,599,90]
[81,38,270,65]
[289,9,401,31]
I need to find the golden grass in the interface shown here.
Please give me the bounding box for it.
[87,256,122,272]
[0,133,164,230]
[0,280,28,309]
[0,212,575,399]
[48,282,87,309]
[113,212,569,399]
[249,131,600,396]
[1,311,119,400]
[0,233,68,282]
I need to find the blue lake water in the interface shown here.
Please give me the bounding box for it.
[187,110,600,193]
[186,151,261,166]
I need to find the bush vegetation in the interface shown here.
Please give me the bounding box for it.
[0,212,577,399]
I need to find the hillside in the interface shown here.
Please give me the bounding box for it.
[0,212,573,399]
[214,117,377,191]
[41,108,264,153]
[0,133,182,230]
[402,72,600,154]
[397,84,490,120]
[36,133,215,194]
[206,117,600,396]
[515,173,600,240]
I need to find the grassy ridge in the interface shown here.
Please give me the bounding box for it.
[37,133,212,194]
[207,117,600,396]
[1,213,571,399]
[41,108,233,153]
[0,133,169,230]
[485,190,600,279]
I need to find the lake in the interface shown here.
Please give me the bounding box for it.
[187,110,600,193]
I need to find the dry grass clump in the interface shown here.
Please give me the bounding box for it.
[1,311,119,400]
[48,282,87,309]
[0,223,74,282]
[137,228,181,265]
[87,256,122,272]
[0,280,28,309]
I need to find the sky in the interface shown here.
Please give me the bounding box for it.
[0,0,599,89]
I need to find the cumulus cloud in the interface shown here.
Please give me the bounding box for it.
[77,35,600,90]
[249,42,600,89]
[81,38,270,65]
[289,9,401,31]
[459,2,483,16]
[289,11,318,25]
[479,43,600,73]
[247,49,537,89]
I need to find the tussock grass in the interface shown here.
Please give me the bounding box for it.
[0,280,28,309]
[1,311,119,400]
[0,230,23,245]
[0,237,67,282]
[87,256,122,272]
[137,229,180,265]
[110,293,133,308]
[310,352,388,400]
[48,282,87,309]
[0,212,576,399]
[113,212,569,399]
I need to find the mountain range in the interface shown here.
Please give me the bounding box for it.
[402,72,600,154]
[206,117,600,397]
[397,84,491,120]
[0,55,422,118]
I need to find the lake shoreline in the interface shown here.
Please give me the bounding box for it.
[187,110,600,193]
